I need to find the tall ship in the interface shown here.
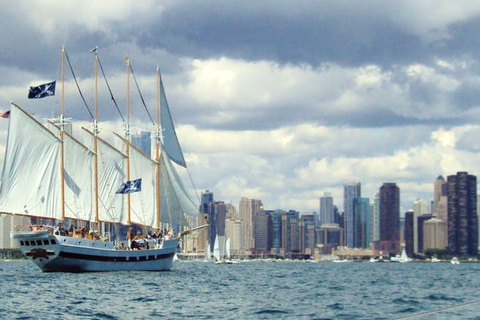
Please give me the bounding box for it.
[0,47,202,272]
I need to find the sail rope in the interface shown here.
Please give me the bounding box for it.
[393,298,480,319]
[97,55,125,124]
[128,62,155,126]
[63,49,94,120]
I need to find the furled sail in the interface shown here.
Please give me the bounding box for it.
[160,77,186,167]
[0,103,62,219]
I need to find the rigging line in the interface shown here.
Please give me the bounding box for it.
[128,62,155,126]
[63,49,94,120]
[393,299,480,319]
[97,56,125,123]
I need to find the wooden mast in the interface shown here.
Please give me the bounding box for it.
[93,48,100,229]
[60,46,66,221]
[155,66,161,230]
[126,55,132,239]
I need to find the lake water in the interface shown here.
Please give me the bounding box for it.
[1,260,479,319]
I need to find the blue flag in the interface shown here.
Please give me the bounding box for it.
[28,81,56,99]
[116,179,142,194]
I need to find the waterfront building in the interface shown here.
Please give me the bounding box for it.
[299,213,316,254]
[239,197,263,254]
[319,192,334,226]
[378,183,400,255]
[207,201,226,255]
[344,181,361,248]
[423,218,447,250]
[417,214,433,253]
[225,218,243,256]
[254,210,273,255]
[198,190,214,253]
[281,210,299,256]
[317,223,342,254]
[433,175,445,215]
[447,172,478,256]
[353,197,370,248]
[0,214,29,249]
[413,198,428,254]
[370,195,380,242]
[270,210,285,255]
[404,210,414,257]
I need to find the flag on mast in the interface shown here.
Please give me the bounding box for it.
[28,81,56,99]
[116,179,142,194]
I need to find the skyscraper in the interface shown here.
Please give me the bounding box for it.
[354,197,370,248]
[404,210,414,256]
[343,181,361,248]
[319,192,334,226]
[239,197,263,253]
[413,198,428,254]
[447,172,478,256]
[378,183,400,255]
[433,175,445,214]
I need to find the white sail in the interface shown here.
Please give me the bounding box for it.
[82,128,128,225]
[127,141,156,228]
[213,235,220,261]
[45,123,95,222]
[160,76,186,167]
[0,103,62,219]
[226,238,231,260]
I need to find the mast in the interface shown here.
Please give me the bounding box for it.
[93,48,100,227]
[155,66,161,230]
[60,46,66,221]
[126,55,132,237]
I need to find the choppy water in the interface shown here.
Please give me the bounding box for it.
[1,260,479,319]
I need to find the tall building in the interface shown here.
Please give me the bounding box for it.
[354,197,370,248]
[404,210,414,257]
[417,214,433,253]
[433,175,445,215]
[271,210,285,254]
[300,213,316,254]
[343,181,361,248]
[281,210,299,256]
[319,192,334,226]
[378,183,400,255]
[254,210,273,255]
[207,201,226,255]
[423,218,447,251]
[225,218,243,256]
[371,193,380,242]
[238,197,263,253]
[447,172,478,256]
[413,198,428,254]
[199,190,214,253]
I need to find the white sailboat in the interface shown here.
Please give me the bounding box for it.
[3,47,202,272]
[213,235,221,262]
[390,248,412,263]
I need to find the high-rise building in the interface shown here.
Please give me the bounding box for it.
[254,211,273,255]
[238,197,263,253]
[447,172,478,256]
[378,183,400,255]
[299,213,316,254]
[423,218,447,251]
[343,181,361,248]
[281,210,299,255]
[271,210,285,254]
[354,197,370,248]
[207,201,226,255]
[413,198,428,254]
[225,218,243,256]
[199,190,214,253]
[371,193,380,242]
[404,210,414,257]
[433,175,445,214]
[319,192,334,226]
[417,214,433,253]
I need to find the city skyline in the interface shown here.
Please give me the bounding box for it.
[2,2,480,213]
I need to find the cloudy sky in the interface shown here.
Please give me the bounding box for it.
[1,0,480,214]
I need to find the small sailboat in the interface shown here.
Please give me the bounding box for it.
[4,47,203,272]
[390,248,411,263]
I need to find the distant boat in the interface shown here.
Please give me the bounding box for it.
[4,47,203,272]
[451,257,460,264]
[391,248,412,263]
[431,256,441,263]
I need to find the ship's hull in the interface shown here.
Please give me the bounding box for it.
[12,231,179,272]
